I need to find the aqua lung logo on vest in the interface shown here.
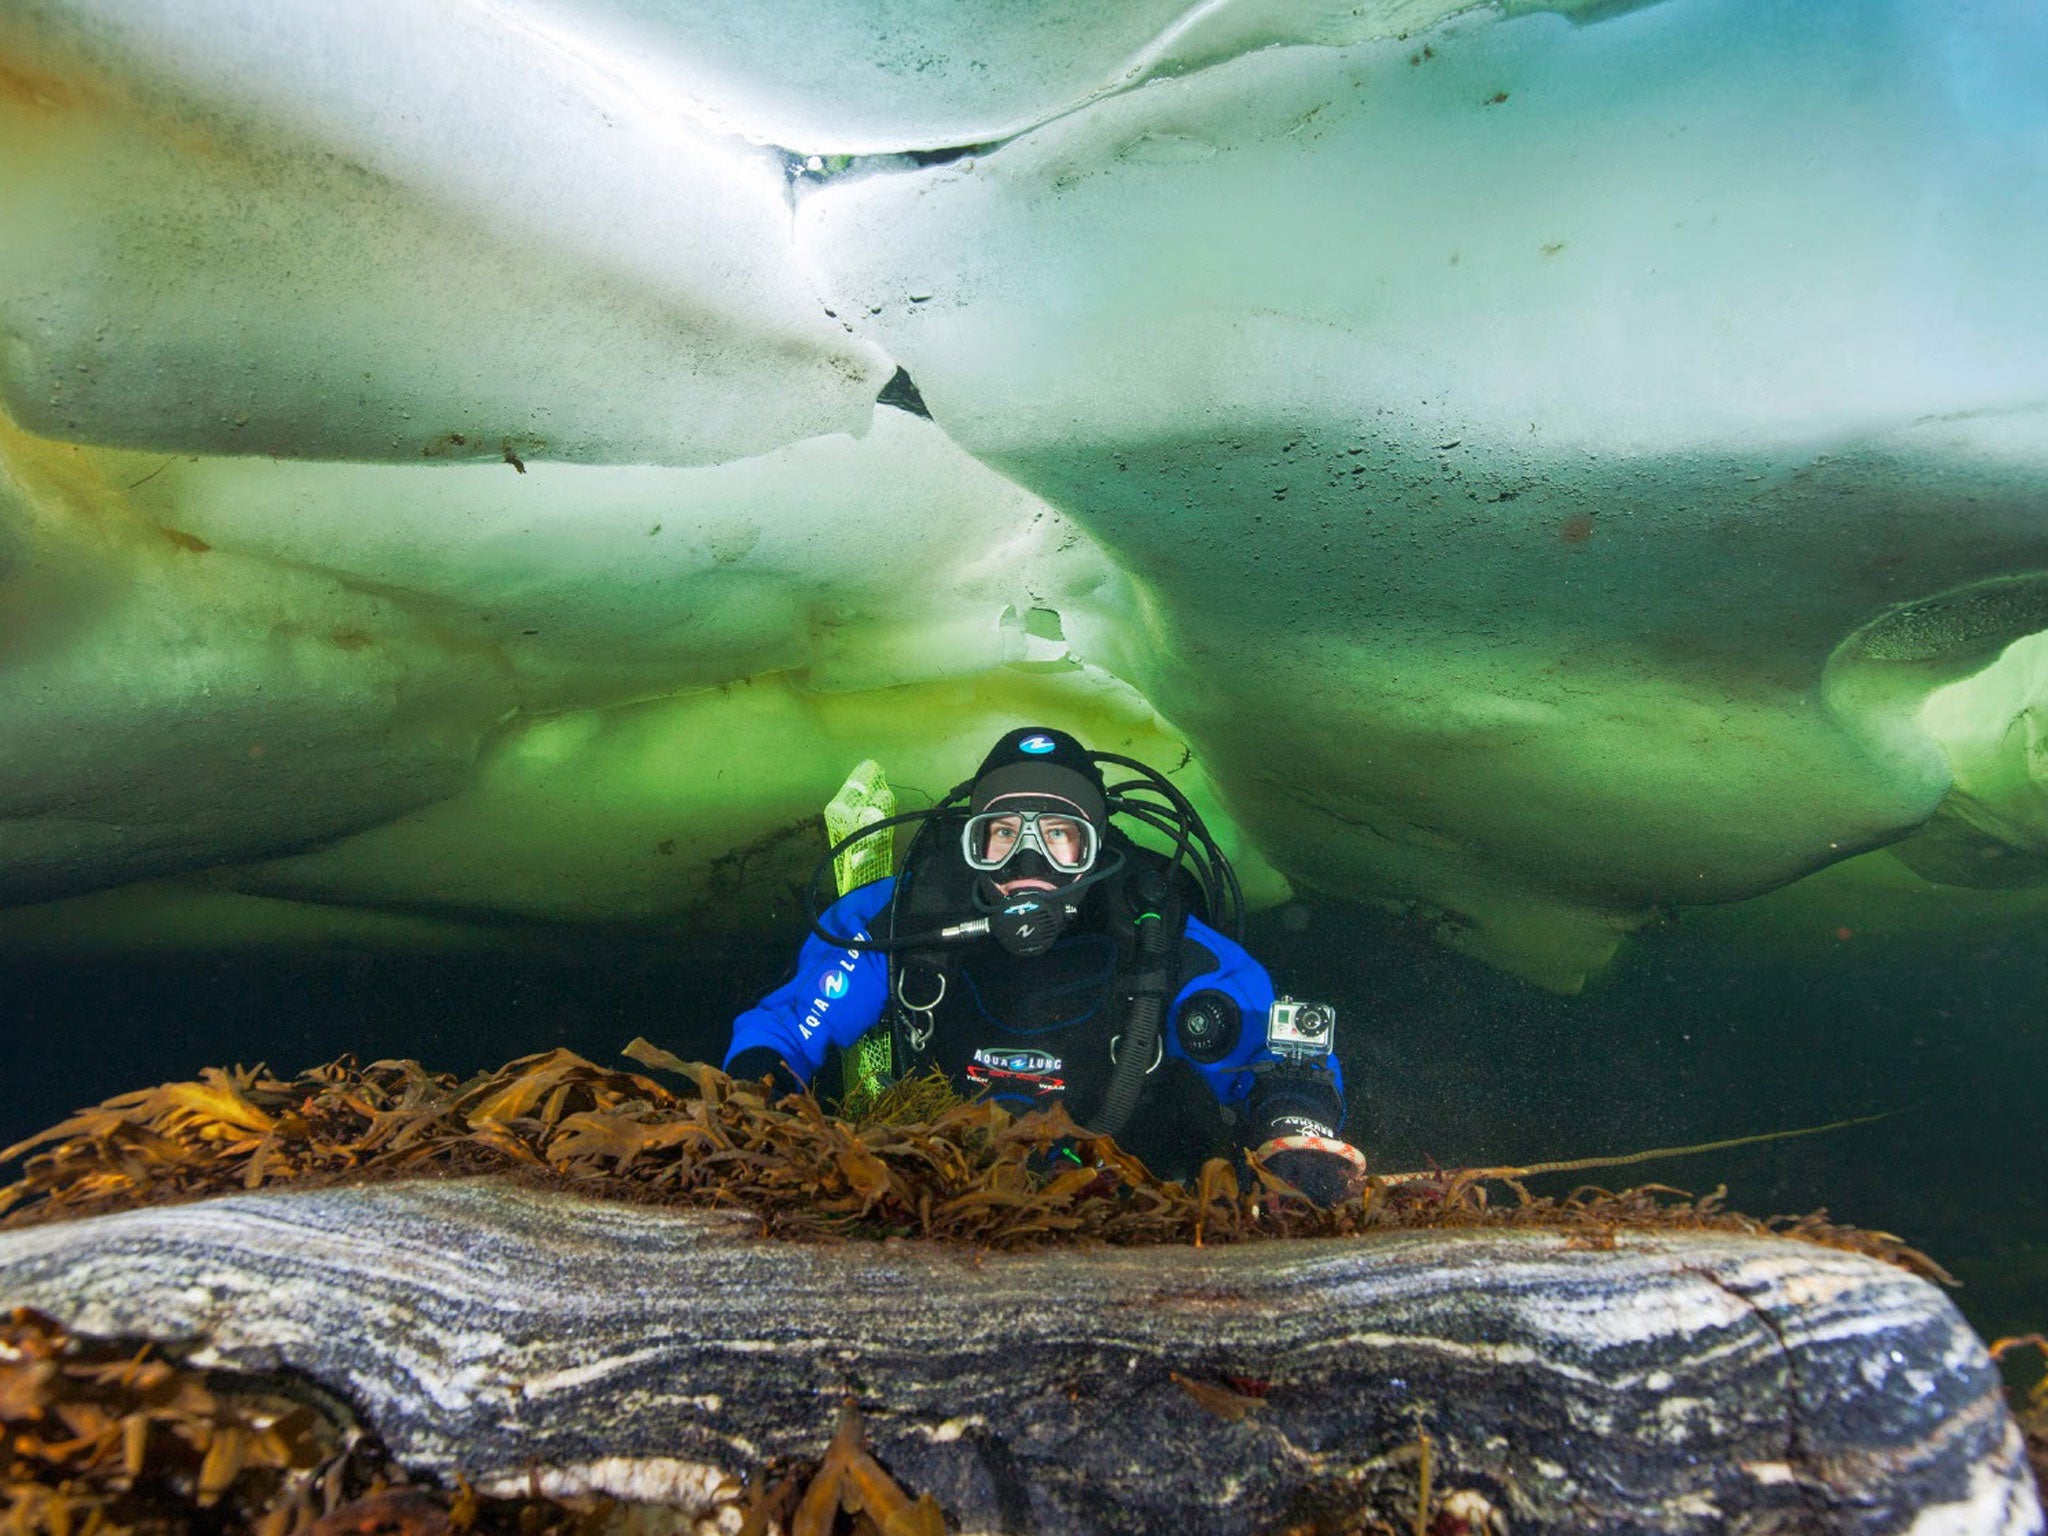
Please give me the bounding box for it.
[966,1047,1066,1095]
[799,936,866,1041]
[1017,734,1057,754]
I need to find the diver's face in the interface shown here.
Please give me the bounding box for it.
[977,812,1089,896]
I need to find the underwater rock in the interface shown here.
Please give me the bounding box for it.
[0,1179,2035,1536]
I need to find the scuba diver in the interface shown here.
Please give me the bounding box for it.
[723,726,1365,1204]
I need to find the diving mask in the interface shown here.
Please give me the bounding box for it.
[960,806,1099,875]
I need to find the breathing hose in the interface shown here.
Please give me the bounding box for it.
[1079,867,1177,1139]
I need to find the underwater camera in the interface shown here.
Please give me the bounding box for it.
[1265,996,1336,1062]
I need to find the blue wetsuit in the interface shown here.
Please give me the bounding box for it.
[725,877,1345,1144]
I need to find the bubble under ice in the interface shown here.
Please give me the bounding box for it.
[0,0,2045,987]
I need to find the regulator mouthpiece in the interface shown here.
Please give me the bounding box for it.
[990,894,1070,957]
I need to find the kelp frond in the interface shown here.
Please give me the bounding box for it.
[0,1302,356,1536]
[1990,1335,2048,1496]
[0,1307,939,1536]
[1388,1109,1899,1189]
[0,1041,1944,1281]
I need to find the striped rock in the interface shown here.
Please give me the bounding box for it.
[0,1179,2037,1536]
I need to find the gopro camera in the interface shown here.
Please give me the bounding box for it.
[1266,996,1336,1062]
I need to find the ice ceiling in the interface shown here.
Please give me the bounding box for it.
[2,0,2046,988]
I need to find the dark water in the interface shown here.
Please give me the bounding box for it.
[2,903,2042,1346]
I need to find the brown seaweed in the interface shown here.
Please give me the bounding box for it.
[1990,1334,2048,1498]
[1,1307,957,1536]
[0,1302,360,1536]
[0,1042,1947,1283]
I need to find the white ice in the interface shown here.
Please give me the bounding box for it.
[1,0,2045,984]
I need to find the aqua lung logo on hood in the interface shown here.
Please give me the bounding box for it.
[821,970,848,1000]
[1017,734,1057,754]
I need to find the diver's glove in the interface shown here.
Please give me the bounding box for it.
[1254,1134,1369,1207]
[724,1046,807,1098]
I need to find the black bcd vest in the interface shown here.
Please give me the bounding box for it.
[883,824,1210,1131]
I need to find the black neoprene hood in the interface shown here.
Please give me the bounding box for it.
[968,727,1107,826]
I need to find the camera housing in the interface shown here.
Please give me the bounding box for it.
[1266,995,1336,1062]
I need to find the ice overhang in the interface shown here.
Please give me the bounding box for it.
[1,0,2045,989]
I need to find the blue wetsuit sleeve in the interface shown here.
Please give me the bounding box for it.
[1166,916,1348,1133]
[724,879,895,1088]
